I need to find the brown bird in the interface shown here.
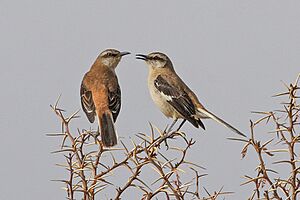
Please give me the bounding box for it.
[80,49,130,147]
[136,52,246,137]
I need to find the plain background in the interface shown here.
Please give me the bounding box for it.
[1,0,299,199]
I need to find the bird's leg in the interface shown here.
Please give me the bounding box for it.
[94,126,100,144]
[166,118,178,133]
[176,119,187,132]
[163,119,178,150]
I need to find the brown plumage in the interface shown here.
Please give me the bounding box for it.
[136,52,246,137]
[80,49,130,147]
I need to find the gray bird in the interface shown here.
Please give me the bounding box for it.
[136,52,246,137]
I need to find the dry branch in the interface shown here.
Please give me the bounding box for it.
[49,96,230,199]
[236,74,300,200]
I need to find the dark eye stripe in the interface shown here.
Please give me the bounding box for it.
[105,52,117,57]
[151,56,164,61]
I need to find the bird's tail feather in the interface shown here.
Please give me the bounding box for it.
[197,108,246,137]
[98,112,118,147]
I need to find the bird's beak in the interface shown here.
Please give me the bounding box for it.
[135,54,148,61]
[120,52,131,57]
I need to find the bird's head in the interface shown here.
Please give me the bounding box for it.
[136,52,173,69]
[98,49,130,69]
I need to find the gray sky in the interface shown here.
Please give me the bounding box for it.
[1,0,300,199]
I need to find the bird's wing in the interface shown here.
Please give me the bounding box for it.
[154,75,205,129]
[80,82,96,123]
[108,83,121,122]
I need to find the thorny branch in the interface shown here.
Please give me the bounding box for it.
[48,96,230,199]
[233,74,300,200]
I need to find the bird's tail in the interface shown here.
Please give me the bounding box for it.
[197,108,246,137]
[97,112,118,147]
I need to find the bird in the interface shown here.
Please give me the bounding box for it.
[80,49,130,147]
[136,52,246,137]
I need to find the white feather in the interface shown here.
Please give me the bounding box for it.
[160,92,174,101]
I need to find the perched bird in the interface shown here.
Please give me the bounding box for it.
[136,52,245,137]
[80,49,130,147]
